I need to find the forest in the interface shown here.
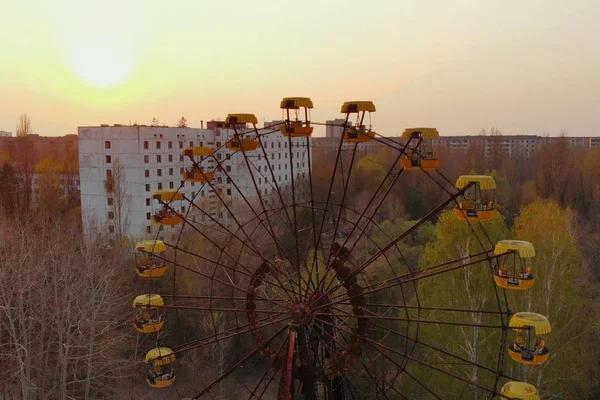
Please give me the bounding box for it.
[0,133,599,399]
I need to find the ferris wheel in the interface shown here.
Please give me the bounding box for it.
[132,98,551,399]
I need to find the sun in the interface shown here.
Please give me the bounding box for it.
[69,37,132,88]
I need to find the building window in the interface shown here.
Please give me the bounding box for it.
[278,153,281,159]
[191,191,195,197]
[181,206,186,213]
[226,165,231,172]
[107,198,113,206]
[158,183,163,190]
[169,181,174,189]
[168,154,173,162]
[169,168,173,176]
[271,142,274,149]
[226,154,231,160]
[108,211,114,219]
[168,141,172,149]
[144,155,149,163]
[156,141,161,149]
[158,169,163,177]
[143,141,149,149]
[180,180,185,186]
[146,212,151,220]
[106,170,112,178]
[145,170,150,178]
[109,225,115,233]
[180,155,184,162]
[105,141,111,149]
[227,189,231,195]
[278,142,281,148]
[271,153,274,160]
[145,184,150,192]
[146,198,150,206]
[189,141,193,147]
[217,153,222,160]
[217,177,223,183]
[259,177,262,184]
[179,141,183,149]
[180,167,184,174]
[156,155,162,163]
[105,155,111,163]
[226,177,231,183]
[146,226,151,234]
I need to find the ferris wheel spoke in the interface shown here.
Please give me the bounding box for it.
[316,315,501,398]
[189,324,289,399]
[176,312,290,355]
[149,250,288,308]
[315,251,497,311]
[317,141,412,295]
[246,334,290,399]
[313,182,474,307]
[361,308,517,381]
[164,242,292,298]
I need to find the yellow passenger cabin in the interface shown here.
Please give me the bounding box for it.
[151,191,184,226]
[501,382,540,400]
[225,113,260,151]
[145,347,176,388]
[135,240,167,278]
[182,147,215,182]
[400,127,440,171]
[133,294,165,333]
[340,101,377,143]
[493,240,536,290]
[453,175,497,221]
[280,97,314,137]
[508,312,551,366]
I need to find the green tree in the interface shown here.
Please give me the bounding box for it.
[509,199,599,398]
[409,210,510,399]
[177,116,188,128]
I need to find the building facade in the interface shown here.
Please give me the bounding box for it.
[78,125,311,239]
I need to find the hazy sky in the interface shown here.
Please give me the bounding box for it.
[1,0,599,137]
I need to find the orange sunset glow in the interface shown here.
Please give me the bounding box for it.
[1,0,599,136]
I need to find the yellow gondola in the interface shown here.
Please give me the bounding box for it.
[501,382,540,400]
[400,128,440,171]
[508,312,551,366]
[453,175,497,221]
[135,240,167,278]
[151,190,184,226]
[225,113,260,151]
[280,97,314,137]
[493,240,536,290]
[182,146,215,182]
[340,101,376,143]
[133,294,165,333]
[145,347,176,388]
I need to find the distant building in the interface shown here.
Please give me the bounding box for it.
[325,119,346,138]
[0,131,12,137]
[78,124,311,239]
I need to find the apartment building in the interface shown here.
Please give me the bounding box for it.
[78,124,311,239]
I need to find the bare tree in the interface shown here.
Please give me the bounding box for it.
[16,113,33,210]
[151,118,159,127]
[0,215,134,399]
[177,116,188,128]
[105,157,130,239]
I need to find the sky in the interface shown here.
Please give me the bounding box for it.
[0,0,599,137]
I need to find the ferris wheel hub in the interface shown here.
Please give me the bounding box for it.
[290,302,314,326]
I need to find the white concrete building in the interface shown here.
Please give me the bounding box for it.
[78,125,311,239]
